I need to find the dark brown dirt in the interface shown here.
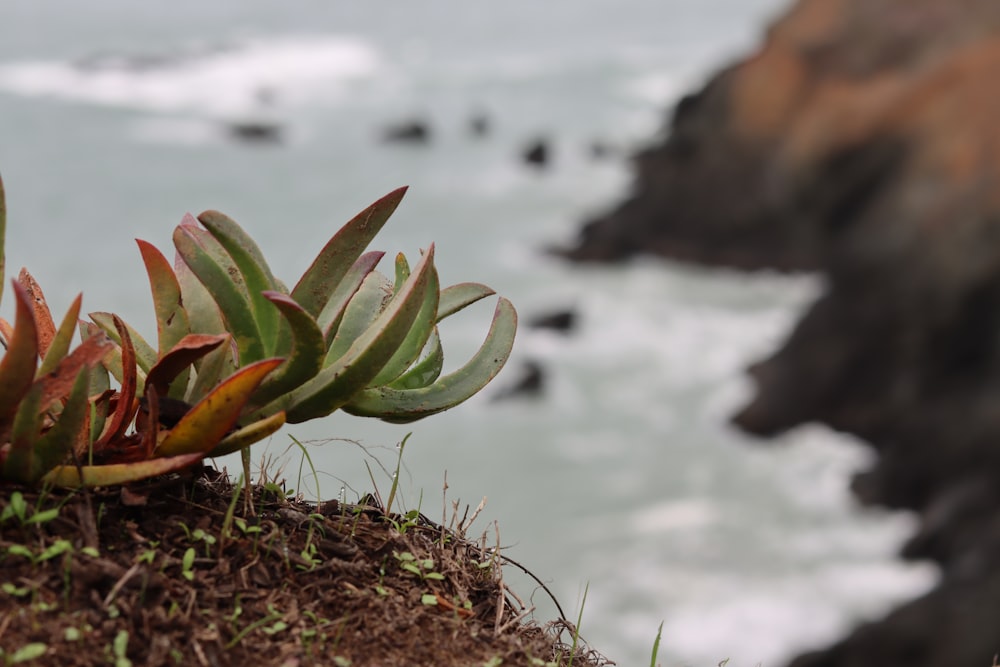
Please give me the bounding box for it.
[0,469,611,666]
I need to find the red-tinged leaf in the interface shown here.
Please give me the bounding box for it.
[173,221,265,363]
[41,452,204,488]
[95,316,138,448]
[291,187,408,318]
[89,311,158,374]
[0,281,39,433]
[17,268,56,360]
[137,383,160,459]
[0,317,13,348]
[27,368,92,482]
[137,239,190,358]
[36,330,113,413]
[156,358,282,457]
[38,293,83,377]
[144,333,229,399]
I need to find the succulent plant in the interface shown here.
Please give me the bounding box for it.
[91,185,516,446]
[0,174,516,489]
[0,176,284,488]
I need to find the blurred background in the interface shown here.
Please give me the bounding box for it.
[0,2,938,665]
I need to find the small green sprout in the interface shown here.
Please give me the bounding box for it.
[180,547,196,581]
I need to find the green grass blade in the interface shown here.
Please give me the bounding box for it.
[198,210,282,355]
[649,621,664,667]
[291,187,408,318]
[343,297,517,422]
[281,245,435,423]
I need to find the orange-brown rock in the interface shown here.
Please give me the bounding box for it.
[559,1,1000,666]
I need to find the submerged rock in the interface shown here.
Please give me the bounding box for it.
[381,119,431,144]
[557,0,1000,664]
[227,121,283,144]
[491,360,545,401]
[528,308,578,334]
[521,138,550,168]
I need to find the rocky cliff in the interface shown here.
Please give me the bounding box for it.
[560,0,1000,664]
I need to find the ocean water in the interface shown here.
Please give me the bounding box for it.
[0,2,937,665]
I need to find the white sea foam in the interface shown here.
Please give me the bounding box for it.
[0,36,381,117]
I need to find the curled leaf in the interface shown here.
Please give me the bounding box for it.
[344,297,517,422]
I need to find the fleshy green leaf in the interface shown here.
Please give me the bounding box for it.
[317,251,384,346]
[437,283,497,321]
[208,411,287,457]
[156,358,282,457]
[281,245,436,423]
[388,327,443,390]
[324,270,393,366]
[174,220,265,364]
[343,297,517,422]
[249,292,325,409]
[291,187,407,318]
[198,210,282,355]
[370,259,439,386]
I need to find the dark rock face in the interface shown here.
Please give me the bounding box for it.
[558,0,1000,665]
